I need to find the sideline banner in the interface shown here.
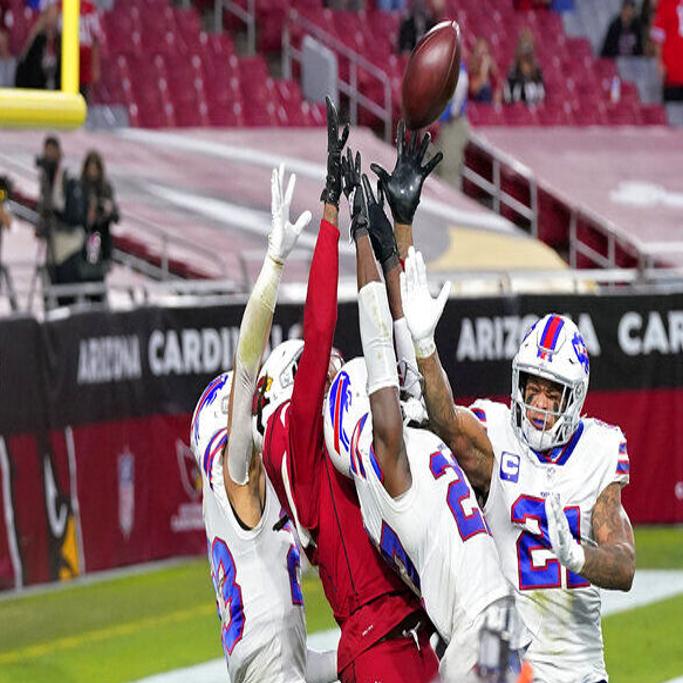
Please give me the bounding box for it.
[0,293,681,589]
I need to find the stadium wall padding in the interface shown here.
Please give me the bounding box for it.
[1,292,682,590]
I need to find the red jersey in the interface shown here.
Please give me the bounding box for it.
[262,218,421,673]
[652,0,683,85]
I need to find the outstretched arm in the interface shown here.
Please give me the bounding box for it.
[225,165,311,496]
[546,483,635,591]
[400,247,495,493]
[370,120,442,261]
[346,153,410,498]
[289,99,346,529]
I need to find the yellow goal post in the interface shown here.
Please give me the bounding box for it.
[0,0,86,129]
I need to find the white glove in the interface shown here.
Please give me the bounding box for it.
[546,492,585,574]
[268,163,312,264]
[399,246,451,359]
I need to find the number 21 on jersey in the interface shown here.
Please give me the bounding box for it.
[511,494,589,590]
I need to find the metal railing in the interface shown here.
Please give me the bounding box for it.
[282,9,393,141]
[214,0,255,55]
[123,212,229,281]
[462,133,539,237]
[461,132,683,273]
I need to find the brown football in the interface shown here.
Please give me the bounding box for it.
[401,20,462,130]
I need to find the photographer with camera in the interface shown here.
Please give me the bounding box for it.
[0,176,11,232]
[36,135,86,306]
[80,150,119,300]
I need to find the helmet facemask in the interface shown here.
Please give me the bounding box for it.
[511,314,590,453]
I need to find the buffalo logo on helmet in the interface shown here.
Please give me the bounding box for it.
[191,372,230,448]
[571,332,590,375]
[328,370,353,457]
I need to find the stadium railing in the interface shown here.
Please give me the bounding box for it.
[462,132,681,272]
[213,0,256,55]
[282,9,392,141]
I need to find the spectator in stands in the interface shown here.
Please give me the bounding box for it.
[0,27,16,87]
[398,0,443,53]
[80,150,119,294]
[468,38,502,104]
[601,0,644,57]
[15,3,60,90]
[640,0,656,55]
[435,60,469,189]
[504,30,546,105]
[651,0,683,101]
[36,135,86,307]
[78,0,104,101]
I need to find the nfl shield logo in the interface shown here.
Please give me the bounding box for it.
[118,449,135,539]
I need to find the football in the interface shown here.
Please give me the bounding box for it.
[401,20,462,130]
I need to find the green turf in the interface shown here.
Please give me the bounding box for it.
[0,559,335,683]
[634,526,683,569]
[604,593,683,683]
[0,526,680,683]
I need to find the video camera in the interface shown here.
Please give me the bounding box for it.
[0,175,11,204]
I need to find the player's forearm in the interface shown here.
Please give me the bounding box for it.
[384,259,404,320]
[322,202,338,225]
[580,542,635,591]
[395,222,413,260]
[289,219,339,492]
[417,352,459,441]
[227,255,283,484]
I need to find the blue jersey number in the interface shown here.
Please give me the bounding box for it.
[429,451,488,541]
[210,538,246,656]
[511,495,590,591]
[379,520,421,593]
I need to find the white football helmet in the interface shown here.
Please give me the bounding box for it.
[252,339,304,451]
[323,357,372,478]
[190,371,233,476]
[511,314,590,452]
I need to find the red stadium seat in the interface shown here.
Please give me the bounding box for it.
[639,104,667,125]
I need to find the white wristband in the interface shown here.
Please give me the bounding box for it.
[414,336,436,359]
[358,282,399,395]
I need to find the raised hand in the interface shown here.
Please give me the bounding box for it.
[362,174,398,270]
[320,96,350,208]
[545,493,586,574]
[370,120,443,225]
[341,148,368,240]
[399,246,450,359]
[268,164,312,264]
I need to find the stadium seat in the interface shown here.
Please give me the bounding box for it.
[91,0,660,131]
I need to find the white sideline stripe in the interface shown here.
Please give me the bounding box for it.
[120,129,514,234]
[130,629,342,683]
[130,569,683,683]
[600,569,683,616]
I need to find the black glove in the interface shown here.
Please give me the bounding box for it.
[341,148,368,240]
[320,96,349,208]
[370,119,443,225]
[362,174,399,270]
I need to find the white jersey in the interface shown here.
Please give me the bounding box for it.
[471,399,630,683]
[199,427,307,683]
[350,420,510,681]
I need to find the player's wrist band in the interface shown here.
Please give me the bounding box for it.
[414,337,436,359]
